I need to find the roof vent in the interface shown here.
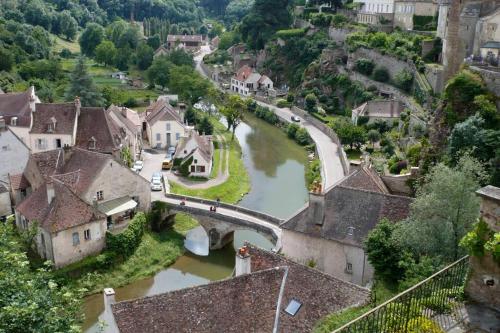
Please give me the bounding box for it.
[347,226,355,236]
[284,299,302,316]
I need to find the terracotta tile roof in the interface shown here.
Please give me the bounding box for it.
[107,105,141,134]
[31,103,77,135]
[175,130,213,162]
[16,180,104,233]
[30,149,65,180]
[145,100,183,126]
[235,65,253,82]
[111,245,369,333]
[76,107,122,154]
[283,167,413,247]
[9,173,30,190]
[166,34,203,43]
[0,87,35,127]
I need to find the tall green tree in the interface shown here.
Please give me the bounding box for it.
[64,57,104,106]
[135,42,154,70]
[0,222,81,333]
[221,94,245,140]
[79,23,105,57]
[398,154,488,262]
[240,0,292,49]
[146,57,172,89]
[57,10,78,40]
[95,40,117,66]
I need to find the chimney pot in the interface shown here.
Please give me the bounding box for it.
[46,182,55,204]
[235,246,251,276]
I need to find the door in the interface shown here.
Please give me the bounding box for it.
[166,133,171,147]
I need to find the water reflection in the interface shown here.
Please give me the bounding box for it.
[184,226,209,256]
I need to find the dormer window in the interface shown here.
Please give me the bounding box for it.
[10,117,17,126]
[88,137,97,150]
[47,117,57,133]
[47,123,54,132]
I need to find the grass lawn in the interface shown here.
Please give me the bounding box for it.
[169,118,250,204]
[52,34,80,54]
[56,213,198,296]
[345,148,362,160]
[313,280,398,332]
[210,139,222,179]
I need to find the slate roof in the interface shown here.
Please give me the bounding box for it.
[166,34,203,43]
[107,105,141,134]
[175,130,213,162]
[111,245,369,333]
[0,87,35,127]
[76,107,122,154]
[481,41,500,49]
[145,100,183,126]
[16,180,105,233]
[477,185,500,201]
[0,183,7,194]
[282,167,413,247]
[9,173,30,190]
[31,103,77,135]
[30,149,65,180]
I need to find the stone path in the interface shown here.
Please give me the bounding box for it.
[166,134,230,189]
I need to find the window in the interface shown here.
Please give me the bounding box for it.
[156,133,161,141]
[184,150,187,154]
[196,165,205,173]
[96,190,104,201]
[72,232,80,246]
[176,132,180,140]
[55,139,62,148]
[84,229,91,240]
[37,139,46,150]
[166,123,171,131]
[194,159,198,164]
[190,165,195,172]
[47,123,54,132]
[346,262,353,274]
[88,137,96,150]
[284,299,302,316]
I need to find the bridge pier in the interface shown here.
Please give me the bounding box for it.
[209,229,234,250]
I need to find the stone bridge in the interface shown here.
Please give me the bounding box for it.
[162,194,283,251]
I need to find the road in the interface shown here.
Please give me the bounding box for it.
[163,196,282,251]
[194,45,345,189]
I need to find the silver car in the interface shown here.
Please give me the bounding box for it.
[150,179,163,191]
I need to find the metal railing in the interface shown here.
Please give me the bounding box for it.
[333,256,469,333]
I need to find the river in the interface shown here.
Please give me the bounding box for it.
[82,113,309,332]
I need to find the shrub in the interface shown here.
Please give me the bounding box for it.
[60,48,72,58]
[286,93,295,103]
[276,99,290,108]
[275,28,306,38]
[394,68,414,92]
[179,156,193,176]
[355,58,375,76]
[305,93,317,112]
[106,213,147,257]
[389,160,408,174]
[373,66,390,82]
[286,123,299,139]
[460,219,494,257]
[148,201,172,232]
[255,106,279,124]
[124,97,138,108]
[295,127,311,145]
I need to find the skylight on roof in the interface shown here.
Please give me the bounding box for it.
[284,299,302,316]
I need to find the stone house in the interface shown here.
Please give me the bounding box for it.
[106,105,143,162]
[393,0,438,30]
[145,99,186,149]
[166,34,203,51]
[230,65,274,96]
[474,7,500,59]
[174,130,213,178]
[351,99,404,125]
[281,166,413,286]
[14,147,150,267]
[101,244,370,333]
[0,86,39,145]
[153,45,169,58]
[354,0,396,25]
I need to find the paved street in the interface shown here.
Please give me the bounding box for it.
[138,149,170,200]
[195,45,345,190]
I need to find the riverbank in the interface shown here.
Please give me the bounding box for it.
[56,213,199,296]
[169,118,251,204]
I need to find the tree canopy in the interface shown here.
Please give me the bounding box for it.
[64,57,104,106]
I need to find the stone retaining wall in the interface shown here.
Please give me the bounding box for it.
[165,193,284,225]
[328,27,354,44]
[348,47,413,80]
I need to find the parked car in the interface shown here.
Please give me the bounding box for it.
[151,172,164,183]
[168,146,176,156]
[162,157,173,170]
[150,179,163,191]
[131,160,144,172]
[291,115,301,122]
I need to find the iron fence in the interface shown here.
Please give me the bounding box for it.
[333,256,470,333]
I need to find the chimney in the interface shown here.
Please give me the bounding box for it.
[121,107,127,118]
[235,246,251,276]
[308,181,325,225]
[102,288,119,333]
[29,86,36,112]
[62,145,72,165]
[46,181,55,204]
[74,97,81,116]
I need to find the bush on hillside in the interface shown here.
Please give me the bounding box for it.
[355,58,375,76]
[373,66,390,82]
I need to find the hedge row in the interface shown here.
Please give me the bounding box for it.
[106,212,147,257]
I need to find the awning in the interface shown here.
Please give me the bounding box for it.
[98,196,138,216]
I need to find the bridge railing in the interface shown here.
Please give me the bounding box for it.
[332,256,469,333]
[164,193,284,225]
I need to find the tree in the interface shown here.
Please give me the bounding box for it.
[394,68,414,92]
[147,34,161,50]
[79,23,105,57]
[365,219,405,283]
[336,123,367,150]
[136,43,154,70]
[146,57,172,88]
[64,57,104,107]
[367,129,381,148]
[169,66,211,103]
[184,107,197,125]
[166,49,194,67]
[398,154,488,262]
[0,221,81,332]
[0,47,14,72]
[95,41,117,66]
[225,0,254,24]
[240,0,292,49]
[473,94,499,129]
[355,58,375,76]
[57,10,78,40]
[373,66,390,82]
[197,116,214,135]
[305,93,317,112]
[221,94,245,140]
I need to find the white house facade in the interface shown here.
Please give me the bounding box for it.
[145,100,186,149]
